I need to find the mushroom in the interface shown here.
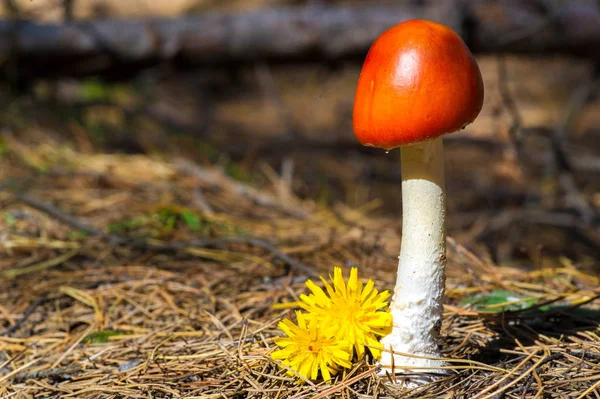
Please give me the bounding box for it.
[353,20,484,381]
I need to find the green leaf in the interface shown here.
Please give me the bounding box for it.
[0,136,7,157]
[82,78,111,101]
[67,231,89,240]
[460,290,537,313]
[3,212,16,226]
[83,330,123,344]
[181,212,201,231]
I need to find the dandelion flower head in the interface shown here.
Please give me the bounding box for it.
[299,267,392,359]
[271,311,352,382]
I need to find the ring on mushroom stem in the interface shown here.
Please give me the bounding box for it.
[352,19,484,385]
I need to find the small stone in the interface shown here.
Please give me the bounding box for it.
[119,359,141,372]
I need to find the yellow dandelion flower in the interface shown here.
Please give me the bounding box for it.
[299,267,393,360]
[271,311,352,381]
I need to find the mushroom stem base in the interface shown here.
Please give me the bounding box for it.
[378,137,448,382]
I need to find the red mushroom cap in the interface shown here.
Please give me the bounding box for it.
[353,20,484,150]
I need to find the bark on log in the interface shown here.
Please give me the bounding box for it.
[469,0,600,56]
[0,3,458,78]
[0,1,599,78]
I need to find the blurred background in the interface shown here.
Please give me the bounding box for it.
[1,0,599,267]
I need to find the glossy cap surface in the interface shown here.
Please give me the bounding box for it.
[353,20,484,150]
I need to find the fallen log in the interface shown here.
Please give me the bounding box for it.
[0,2,458,78]
[0,1,598,78]
[469,0,600,55]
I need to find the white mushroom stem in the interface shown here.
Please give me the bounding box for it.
[379,137,448,381]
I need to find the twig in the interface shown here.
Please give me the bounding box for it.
[14,193,314,276]
[174,158,308,219]
[192,187,214,216]
[9,365,80,383]
[132,236,316,277]
[496,55,524,156]
[477,209,599,233]
[550,79,600,224]
[1,249,79,279]
[515,353,564,397]
[1,296,57,336]
[567,350,600,361]
[0,358,40,384]
[475,209,600,256]
[17,193,103,236]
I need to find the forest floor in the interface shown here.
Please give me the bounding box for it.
[1,0,600,388]
[1,127,599,398]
